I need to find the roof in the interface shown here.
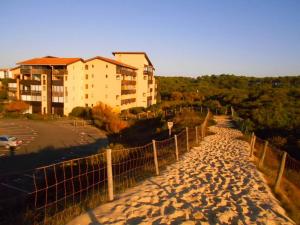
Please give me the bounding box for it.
[17,57,83,66]
[0,68,9,72]
[112,51,153,66]
[85,56,138,70]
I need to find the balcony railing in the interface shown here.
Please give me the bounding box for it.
[52,91,64,97]
[52,69,68,75]
[20,90,41,96]
[121,98,136,105]
[116,67,136,76]
[20,80,41,85]
[8,87,17,92]
[52,79,64,86]
[121,80,136,86]
[20,68,67,75]
[143,71,153,76]
[148,80,153,84]
[147,96,152,101]
[121,90,136,95]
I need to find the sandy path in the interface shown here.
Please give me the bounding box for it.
[68,116,294,225]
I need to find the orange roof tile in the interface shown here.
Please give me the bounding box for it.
[17,57,82,65]
[85,56,138,70]
[112,51,153,66]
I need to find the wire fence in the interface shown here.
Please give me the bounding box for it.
[0,110,211,225]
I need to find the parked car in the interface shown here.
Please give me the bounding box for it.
[0,136,22,149]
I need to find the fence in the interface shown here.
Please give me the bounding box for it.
[0,110,211,225]
[248,134,300,193]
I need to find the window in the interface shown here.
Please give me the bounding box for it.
[65,76,68,81]
[116,75,120,80]
[92,74,94,78]
[92,84,94,88]
[144,75,147,80]
[85,104,88,107]
[106,65,108,68]
[92,64,94,68]
[85,74,88,79]
[85,65,88,70]
[65,87,68,96]
[105,74,108,78]
[85,84,88,89]
[85,94,88,99]
[143,92,146,97]
[116,95,119,100]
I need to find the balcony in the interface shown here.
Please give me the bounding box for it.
[148,79,153,84]
[52,91,64,97]
[143,70,153,76]
[52,69,67,75]
[20,80,41,85]
[121,98,136,105]
[20,90,41,96]
[121,90,136,95]
[52,79,64,86]
[121,80,136,86]
[20,68,67,75]
[116,67,136,76]
[21,68,51,75]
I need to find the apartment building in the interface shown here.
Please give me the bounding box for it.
[7,52,157,115]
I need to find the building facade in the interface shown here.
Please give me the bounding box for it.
[7,52,157,115]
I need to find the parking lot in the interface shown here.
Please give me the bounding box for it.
[0,118,108,202]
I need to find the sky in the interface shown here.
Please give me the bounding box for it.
[0,0,300,77]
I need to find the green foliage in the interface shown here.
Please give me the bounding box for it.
[157,74,300,159]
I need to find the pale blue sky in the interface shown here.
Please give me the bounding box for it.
[0,0,299,76]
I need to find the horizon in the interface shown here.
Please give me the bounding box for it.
[1,0,300,77]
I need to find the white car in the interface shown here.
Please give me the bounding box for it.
[0,135,22,149]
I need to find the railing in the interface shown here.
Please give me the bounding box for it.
[148,79,153,84]
[52,91,64,97]
[52,69,67,75]
[52,79,63,86]
[121,98,136,105]
[21,69,51,75]
[121,80,136,86]
[121,90,136,95]
[116,67,136,76]
[143,70,153,76]
[20,90,41,95]
[20,80,41,85]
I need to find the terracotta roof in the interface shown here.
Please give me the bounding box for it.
[17,57,82,65]
[85,56,138,70]
[0,68,9,71]
[112,51,153,66]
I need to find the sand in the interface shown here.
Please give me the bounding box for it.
[68,116,294,225]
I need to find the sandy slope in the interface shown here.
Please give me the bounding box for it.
[68,116,294,225]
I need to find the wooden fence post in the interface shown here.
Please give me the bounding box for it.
[250,135,256,158]
[195,126,199,145]
[174,135,179,161]
[274,152,287,193]
[186,127,189,151]
[152,140,159,175]
[106,149,114,201]
[249,132,254,152]
[258,141,268,169]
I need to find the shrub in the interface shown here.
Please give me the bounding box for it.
[69,106,91,119]
[5,101,29,113]
[129,107,145,115]
[92,103,128,133]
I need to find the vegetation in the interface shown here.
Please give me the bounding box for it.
[4,101,29,113]
[157,75,300,160]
